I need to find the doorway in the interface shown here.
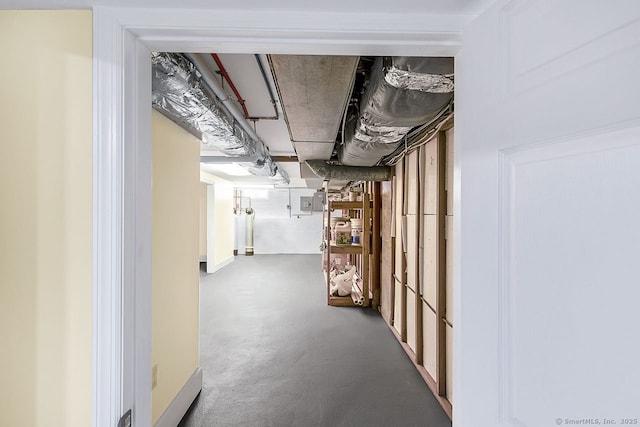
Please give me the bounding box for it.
[92,8,462,426]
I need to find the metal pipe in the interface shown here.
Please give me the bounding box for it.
[184,53,289,184]
[211,53,250,118]
[184,53,265,152]
[250,54,279,121]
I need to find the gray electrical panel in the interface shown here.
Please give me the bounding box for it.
[300,197,313,211]
[300,191,325,212]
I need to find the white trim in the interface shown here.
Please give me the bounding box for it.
[93,9,125,427]
[209,255,235,274]
[153,368,203,427]
[126,28,154,427]
[93,6,463,426]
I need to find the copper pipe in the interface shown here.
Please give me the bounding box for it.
[211,53,250,118]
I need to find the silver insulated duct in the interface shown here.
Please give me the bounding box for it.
[305,160,392,182]
[151,52,289,183]
[338,57,454,167]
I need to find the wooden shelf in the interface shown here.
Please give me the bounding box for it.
[328,296,358,307]
[330,201,361,209]
[330,201,374,210]
[329,244,363,254]
[325,195,371,307]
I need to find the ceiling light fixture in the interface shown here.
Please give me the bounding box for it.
[202,163,252,176]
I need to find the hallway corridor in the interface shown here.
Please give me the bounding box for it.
[179,254,451,427]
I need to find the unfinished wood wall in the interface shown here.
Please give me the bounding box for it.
[378,125,454,414]
[380,181,394,324]
[444,128,454,404]
[392,160,405,338]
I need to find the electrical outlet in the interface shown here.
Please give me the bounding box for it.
[152,364,158,390]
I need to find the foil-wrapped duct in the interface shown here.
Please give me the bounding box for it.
[305,160,392,182]
[384,67,454,93]
[151,53,287,182]
[338,56,454,167]
[152,53,249,156]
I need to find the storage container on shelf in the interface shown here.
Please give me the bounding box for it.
[350,218,363,245]
[334,220,352,246]
[330,216,348,243]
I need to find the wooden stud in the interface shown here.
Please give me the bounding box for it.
[325,198,331,306]
[435,130,448,396]
[415,147,424,365]
[372,182,382,309]
[401,157,408,342]
[363,193,370,307]
[390,236,396,325]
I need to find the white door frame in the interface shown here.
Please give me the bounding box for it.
[92,6,467,426]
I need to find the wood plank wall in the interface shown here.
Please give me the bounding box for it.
[377,124,454,417]
[380,181,394,324]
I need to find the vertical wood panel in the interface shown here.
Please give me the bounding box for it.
[407,288,417,352]
[380,181,394,324]
[446,128,454,216]
[393,278,403,336]
[393,161,406,338]
[422,303,438,380]
[423,137,438,215]
[406,150,419,215]
[423,215,438,308]
[446,215,454,323]
[406,215,418,292]
[416,146,425,364]
[446,324,453,404]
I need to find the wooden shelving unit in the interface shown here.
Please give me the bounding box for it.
[325,195,371,307]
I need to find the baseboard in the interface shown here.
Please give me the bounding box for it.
[154,367,203,427]
[210,255,234,273]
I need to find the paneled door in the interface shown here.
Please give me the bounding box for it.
[456,1,640,426]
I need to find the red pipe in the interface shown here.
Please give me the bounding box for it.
[211,53,250,119]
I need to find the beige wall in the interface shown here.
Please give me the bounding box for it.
[152,110,200,423]
[200,171,235,267]
[0,11,93,427]
[213,182,234,265]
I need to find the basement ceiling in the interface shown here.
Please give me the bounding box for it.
[153,52,454,188]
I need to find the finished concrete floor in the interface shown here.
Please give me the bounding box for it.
[179,254,451,427]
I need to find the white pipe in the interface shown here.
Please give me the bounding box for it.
[184,53,265,151]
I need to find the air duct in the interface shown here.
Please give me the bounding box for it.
[305,160,392,182]
[338,56,454,167]
[151,52,289,183]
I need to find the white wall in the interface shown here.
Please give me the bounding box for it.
[0,11,92,427]
[236,188,322,254]
[213,182,234,264]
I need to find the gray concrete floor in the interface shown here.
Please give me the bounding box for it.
[179,254,451,427]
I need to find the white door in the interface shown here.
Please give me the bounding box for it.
[456,1,640,426]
